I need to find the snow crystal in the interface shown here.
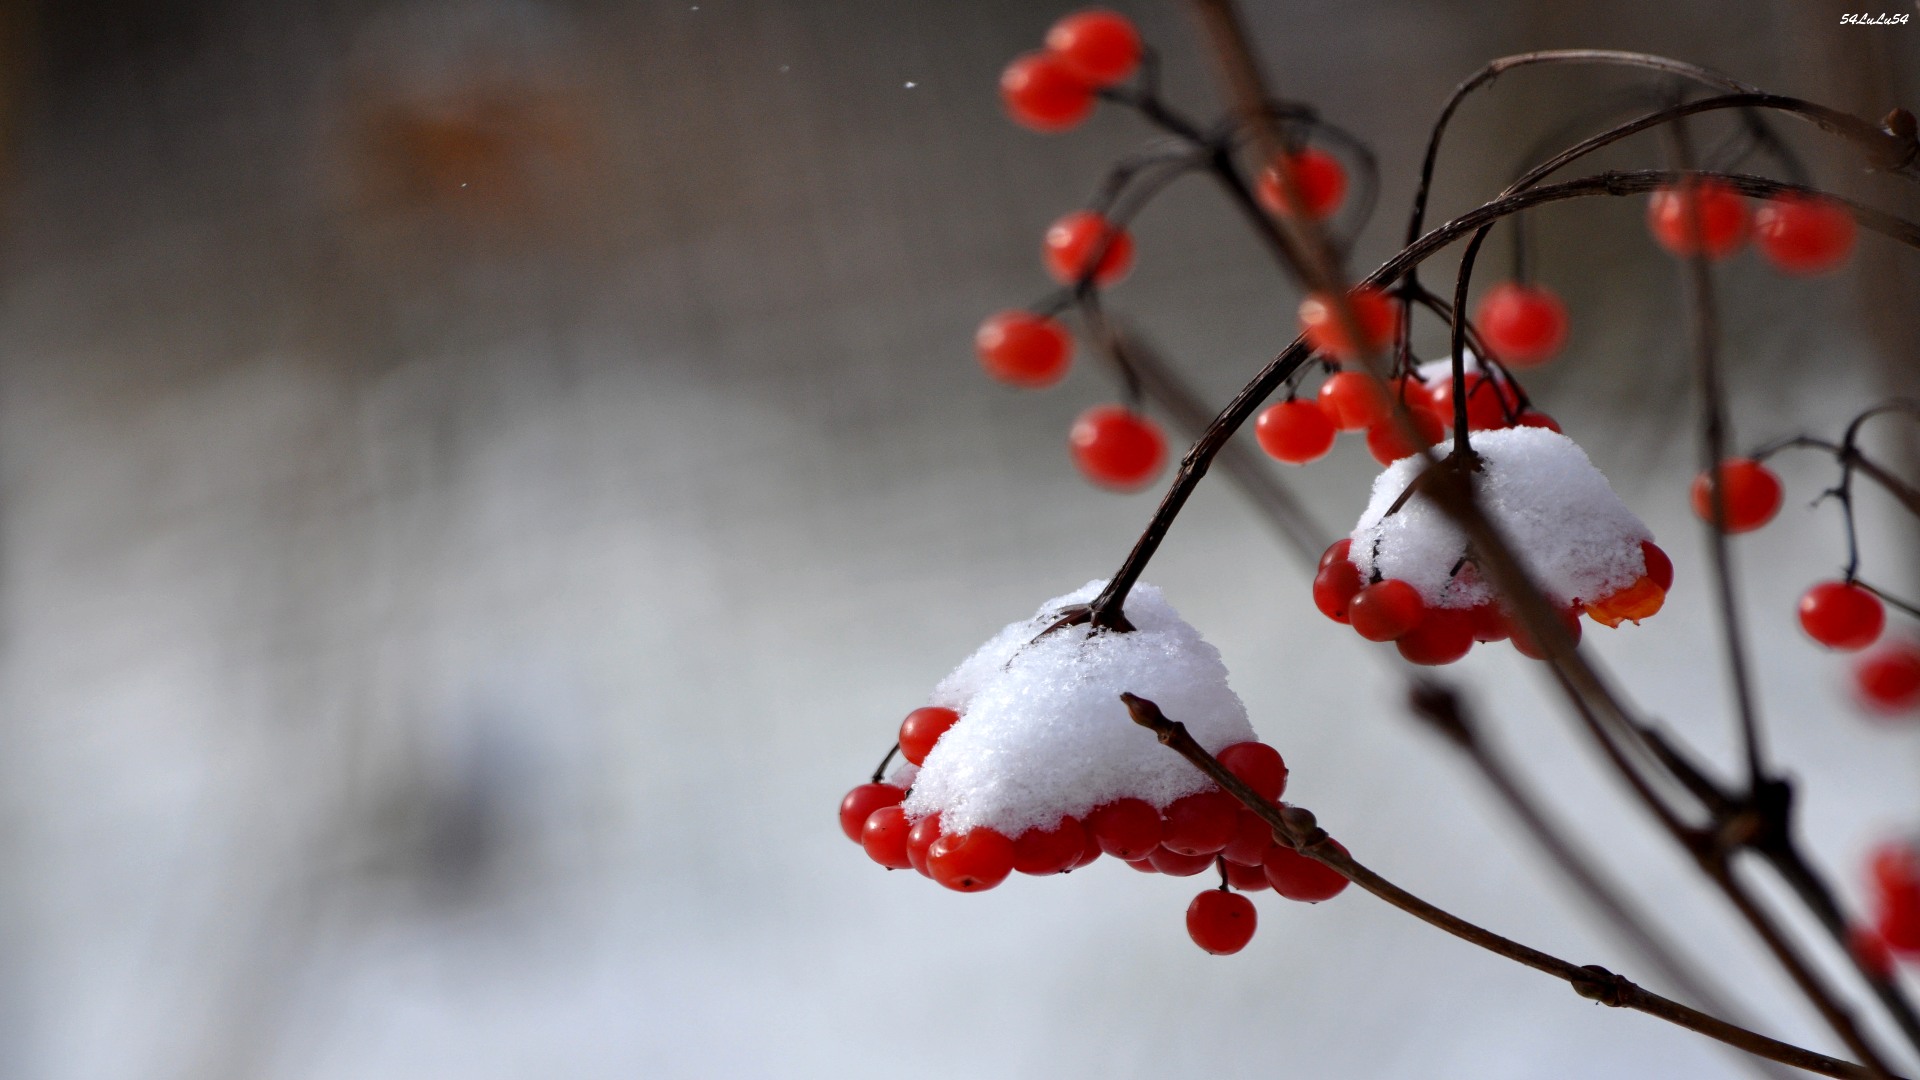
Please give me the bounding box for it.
[904,580,1256,837]
[1413,352,1495,385]
[1350,427,1651,609]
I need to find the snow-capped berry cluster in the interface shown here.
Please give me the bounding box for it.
[1310,426,1670,664]
[836,581,1348,954]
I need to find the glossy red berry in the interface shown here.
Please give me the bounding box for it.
[1856,643,1920,714]
[898,706,960,766]
[1255,399,1337,464]
[1319,537,1353,571]
[1429,372,1518,431]
[1364,406,1446,466]
[1223,858,1271,891]
[927,828,1016,892]
[1798,581,1885,651]
[1069,405,1165,490]
[1263,841,1350,902]
[1012,817,1089,876]
[1691,458,1782,533]
[1218,742,1288,801]
[1000,51,1095,132]
[1044,10,1141,87]
[1148,845,1217,876]
[1256,147,1348,221]
[1510,604,1583,660]
[1318,371,1391,431]
[1044,210,1134,286]
[862,805,915,869]
[1474,282,1569,367]
[1647,179,1749,259]
[1071,827,1104,870]
[1300,287,1398,361]
[1754,194,1856,276]
[1349,579,1426,642]
[975,311,1072,387]
[1161,790,1241,855]
[1872,841,1920,900]
[1086,797,1163,860]
[1220,809,1275,866]
[907,813,942,876]
[1396,606,1474,665]
[1187,889,1259,954]
[1641,541,1674,592]
[839,783,906,843]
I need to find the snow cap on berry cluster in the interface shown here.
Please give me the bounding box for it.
[1413,352,1498,386]
[905,580,1256,837]
[1351,426,1651,609]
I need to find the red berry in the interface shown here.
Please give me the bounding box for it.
[927,828,1016,892]
[1429,372,1518,431]
[1263,841,1350,902]
[1880,886,1920,954]
[1856,643,1920,714]
[1127,856,1160,874]
[1148,845,1218,876]
[975,311,1072,387]
[1300,287,1398,361]
[1515,410,1561,433]
[1319,538,1352,571]
[1474,282,1569,367]
[1000,51,1095,132]
[1217,742,1288,802]
[1071,827,1104,870]
[1647,179,1749,259]
[1044,210,1134,286]
[1466,603,1509,642]
[1044,10,1141,87]
[1754,194,1856,276]
[1220,809,1275,866]
[1798,581,1885,651]
[1086,797,1163,860]
[1318,371,1391,431]
[1187,889,1259,954]
[1510,604,1583,660]
[1256,147,1348,221]
[1255,399,1337,464]
[1068,405,1165,490]
[1872,841,1920,898]
[1161,790,1241,856]
[839,783,906,843]
[1691,458,1782,533]
[1364,406,1446,466]
[1309,561,1358,616]
[1223,858,1271,891]
[898,706,960,766]
[1396,606,1475,665]
[862,805,914,869]
[1349,579,1426,642]
[1012,816,1090,876]
[1641,541,1674,592]
[907,813,942,876]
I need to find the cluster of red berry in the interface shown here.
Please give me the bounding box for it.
[838,707,1345,955]
[1255,283,1565,469]
[1690,456,1920,715]
[1646,181,1857,274]
[1310,536,1673,666]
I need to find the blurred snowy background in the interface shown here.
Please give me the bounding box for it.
[0,1,1914,1078]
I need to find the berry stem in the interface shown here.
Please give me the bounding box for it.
[869,743,900,786]
[1120,693,1899,1080]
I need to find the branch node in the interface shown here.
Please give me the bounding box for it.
[1573,965,1633,1008]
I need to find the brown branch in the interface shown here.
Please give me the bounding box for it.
[1120,693,1899,1080]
